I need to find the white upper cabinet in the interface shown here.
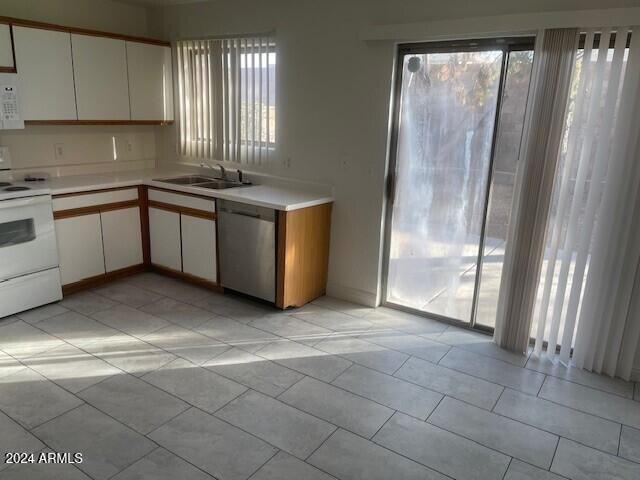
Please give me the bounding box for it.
[13,26,77,120]
[0,24,14,70]
[72,34,130,120]
[127,42,174,121]
[10,21,172,123]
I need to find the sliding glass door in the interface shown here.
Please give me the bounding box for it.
[383,39,534,329]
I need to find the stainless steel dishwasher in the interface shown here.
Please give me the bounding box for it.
[217,200,276,302]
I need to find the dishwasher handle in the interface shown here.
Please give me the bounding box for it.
[217,200,276,222]
[226,209,261,219]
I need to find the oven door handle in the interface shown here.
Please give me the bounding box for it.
[0,195,52,210]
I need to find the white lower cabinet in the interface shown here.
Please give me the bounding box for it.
[149,207,182,271]
[55,214,105,285]
[53,189,219,289]
[181,215,217,282]
[101,207,143,272]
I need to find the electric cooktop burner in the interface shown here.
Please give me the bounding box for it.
[3,186,30,192]
[0,182,11,187]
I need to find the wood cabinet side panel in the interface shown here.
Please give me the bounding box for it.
[277,203,332,308]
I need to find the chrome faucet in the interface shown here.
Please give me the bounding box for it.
[200,161,227,179]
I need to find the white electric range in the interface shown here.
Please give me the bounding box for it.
[0,179,62,318]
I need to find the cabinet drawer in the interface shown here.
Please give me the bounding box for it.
[148,189,215,213]
[53,188,139,211]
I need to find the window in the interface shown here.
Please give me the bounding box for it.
[176,36,276,165]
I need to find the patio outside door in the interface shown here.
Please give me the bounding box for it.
[383,38,534,330]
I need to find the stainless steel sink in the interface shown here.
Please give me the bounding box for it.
[157,175,215,185]
[197,180,244,189]
[155,175,250,189]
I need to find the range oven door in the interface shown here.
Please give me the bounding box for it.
[0,195,58,282]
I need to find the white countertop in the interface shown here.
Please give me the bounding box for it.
[39,169,333,211]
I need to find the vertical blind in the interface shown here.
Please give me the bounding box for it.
[176,36,276,165]
[494,28,578,353]
[532,27,640,376]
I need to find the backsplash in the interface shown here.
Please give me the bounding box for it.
[0,124,159,179]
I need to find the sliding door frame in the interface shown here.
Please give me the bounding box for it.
[380,36,536,333]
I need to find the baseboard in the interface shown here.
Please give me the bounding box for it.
[325,282,378,307]
[62,264,147,296]
[630,366,640,382]
[62,263,224,297]
[150,264,223,293]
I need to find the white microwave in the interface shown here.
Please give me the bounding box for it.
[0,74,24,130]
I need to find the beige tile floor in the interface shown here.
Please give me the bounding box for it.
[0,272,639,480]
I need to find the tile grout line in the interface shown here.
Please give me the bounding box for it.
[536,374,547,396]
[303,426,340,464]
[102,446,162,480]
[371,415,517,479]
[491,386,506,412]
[424,393,447,423]
[390,354,411,376]
[500,457,513,480]
[210,386,252,415]
[617,423,623,457]
[88,278,640,399]
[548,435,562,474]
[369,409,398,439]
[244,448,281,480]
[101,274,640,399]
[422,409,556,469]
[3,310,639,456]
[6,280,640,476]
[36,296,400,448]
[17,307,629,457]
[0,298,271,474]
[435,388,628,461]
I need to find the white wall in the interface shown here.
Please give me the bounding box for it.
[0,0,158,176]
[150,0,639,307]
[1,125,157,177]
[0,0,149,37]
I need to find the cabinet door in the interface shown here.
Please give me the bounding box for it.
[149,207,181,271]
[0,24,14,70]
[72,34,130,120]
[127,42,173,121]
[13,26,77,120]
[101,207,143,272]
[55,214,105,285]
[181,214,217,282]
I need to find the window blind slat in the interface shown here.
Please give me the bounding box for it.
[189,42,198,157]
[258,38,263,164]
[266,43,271,162]
[251,38,256,165]
[243,38,249,163]
[176,42,185,155]
[235,39,241,162]
[222,39,230,162]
